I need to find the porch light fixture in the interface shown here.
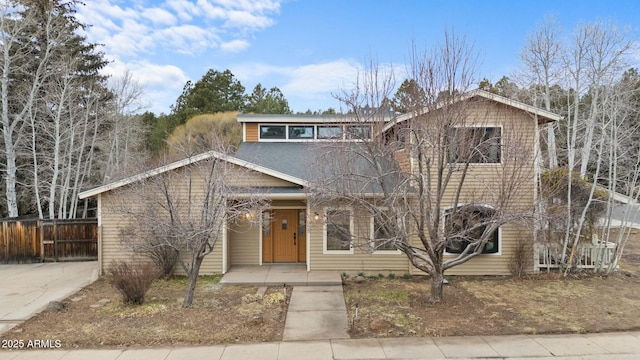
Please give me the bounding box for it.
[314,212,320,221]
[244,211,255,220]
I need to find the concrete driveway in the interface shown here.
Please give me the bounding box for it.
[611,203,640,226]
[0,261,98,335]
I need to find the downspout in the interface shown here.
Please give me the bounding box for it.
[533,116,542,272]
[259,211,263,266]
[306,201,311,272]
[97,194,103,276]
[222,215,228,274]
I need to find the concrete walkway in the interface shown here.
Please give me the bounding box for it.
[283,286,349,341]
[220,264,342,286]
[0,262,99,335]
[1,332,640,359]
[221,265,349,341]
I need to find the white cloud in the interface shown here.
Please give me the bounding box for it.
[167,0,198,21]
[283,60,363,97]
[220,39,250,53]
[232,59,364,97]
[142,7,177,26]
[104,59,189,114]
[223,10,274,29]
[204,0,281,14]
[77,0,281,58]
[154,25,219,55]
[231,59,405,112]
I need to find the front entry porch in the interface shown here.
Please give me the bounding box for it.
[220,264,342,286]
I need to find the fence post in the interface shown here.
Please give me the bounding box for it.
[1,221,5,262]
[53,220,58,262]
[39,220,44,262]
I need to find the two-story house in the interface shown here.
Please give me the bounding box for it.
[80,89,561,276]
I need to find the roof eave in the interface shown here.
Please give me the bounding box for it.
[78,151,307,199]
[381,89,562,132]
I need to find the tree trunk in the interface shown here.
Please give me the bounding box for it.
[182,256,204,308]
[429,271,444,303]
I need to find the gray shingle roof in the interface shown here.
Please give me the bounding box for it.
[235,142,406,194]
[236,142,314,181]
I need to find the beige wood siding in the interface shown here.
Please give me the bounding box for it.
[99,160,297,275]
[101,190,225,275]
[100,190,222,275]
[303,100,539,276]
[408,100,538,276]
[229,221,260,265]
[307,205,409,273]
[101,193,146,271]
[246,123,259,142]
[439,224,532,275]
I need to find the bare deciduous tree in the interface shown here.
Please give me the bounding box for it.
[103,70,148,181]
[519,17,563,169]
[110,142,268,307]
[516,20,638,274]
[312,31,536,302]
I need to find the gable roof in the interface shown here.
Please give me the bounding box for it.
[78,150,306,199]
[385,89,562,132]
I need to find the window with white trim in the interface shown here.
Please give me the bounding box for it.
[324,208,353,252]
[444,205,499,254]
[448,127,501,163]
[371,210,397,251]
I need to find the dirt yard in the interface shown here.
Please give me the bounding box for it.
[344,228,640,338]
[1,276,289,348]
[2,229,639,348]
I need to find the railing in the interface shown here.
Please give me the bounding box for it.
[0,218,97,264]
[535,239,616,271]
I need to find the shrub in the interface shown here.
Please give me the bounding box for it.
[107,261,158,305]
[387,273,396,279]
[509,238,531,278]
[402,273,412,280]
[118,227,179,279]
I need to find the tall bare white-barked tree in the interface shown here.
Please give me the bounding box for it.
[518,20,637,273]
[1,0,110,219]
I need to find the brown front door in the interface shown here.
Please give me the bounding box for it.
[273,210,298,262]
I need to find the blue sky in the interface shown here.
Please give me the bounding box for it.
[76,0,640,115]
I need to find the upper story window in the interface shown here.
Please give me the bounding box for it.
[258,124,371,141]
[347,125,372,140]
[289,126,314,139]
[260,125,286,139]
[448,127,501,163]
[317,125,343,139]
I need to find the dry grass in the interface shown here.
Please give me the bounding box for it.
[2,276,288,348]
[3,229,639,347]
[344,229,640,338]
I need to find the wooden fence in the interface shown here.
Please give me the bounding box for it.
[0,219,97,264]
